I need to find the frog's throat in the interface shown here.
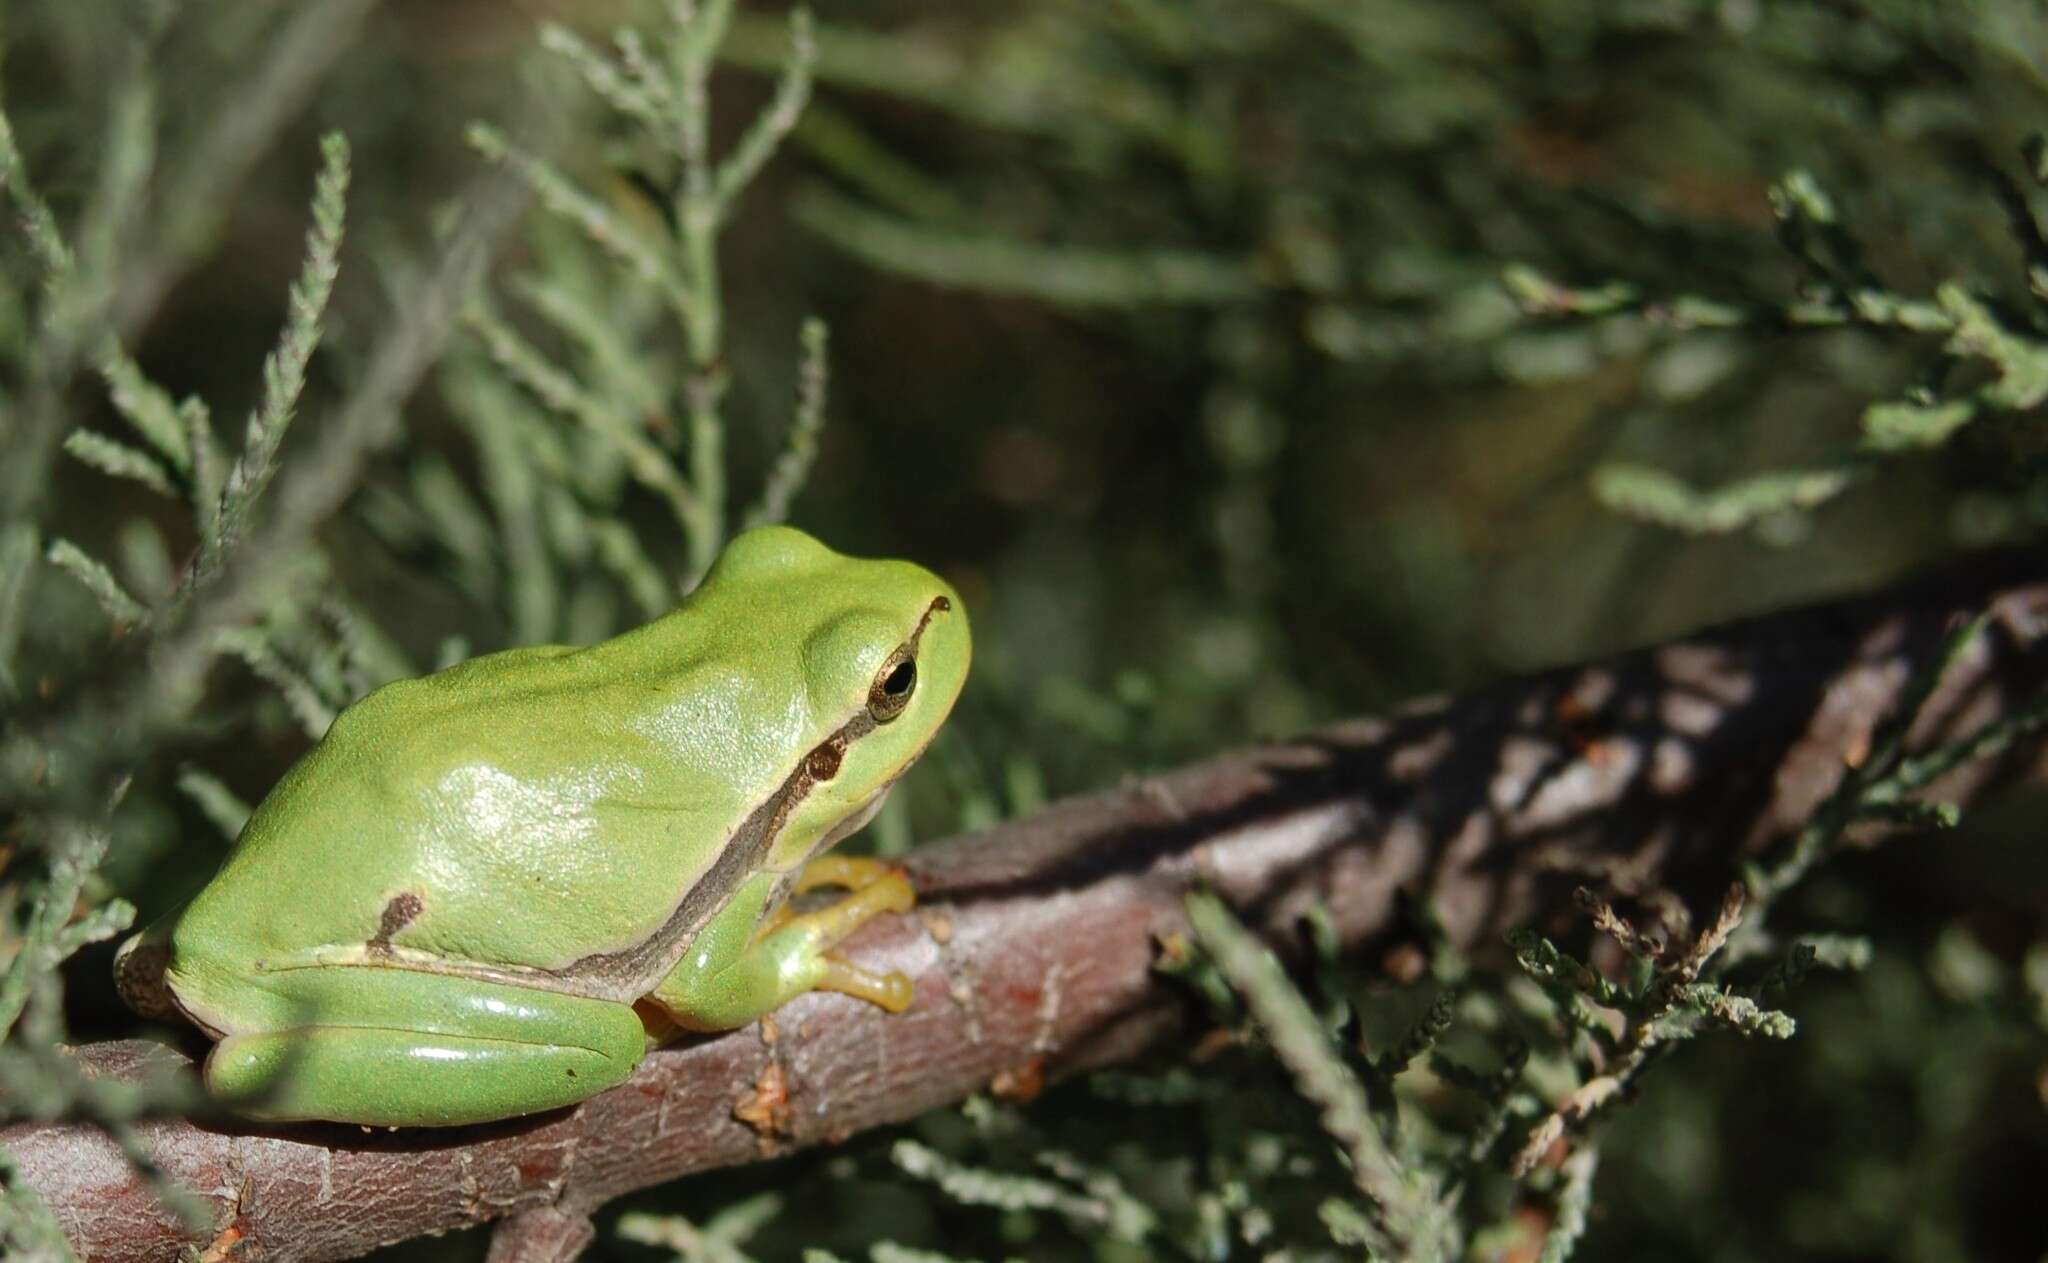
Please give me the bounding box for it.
[559,594,953,999]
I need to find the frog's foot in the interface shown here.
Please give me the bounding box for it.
[755,855,913,940]
[197,970,648,1127]
[649,864,916,1031]
[816,953,914,1013]
[789,859,916,1011]
[791,854,911,897]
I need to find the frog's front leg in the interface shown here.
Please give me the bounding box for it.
[199,967,649,1126]
[643,858,915,1034]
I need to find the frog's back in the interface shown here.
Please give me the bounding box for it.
[170,637,771,1000]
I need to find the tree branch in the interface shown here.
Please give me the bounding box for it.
[9,552,2048,1262]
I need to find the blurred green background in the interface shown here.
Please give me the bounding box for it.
[5,1,2048,1259]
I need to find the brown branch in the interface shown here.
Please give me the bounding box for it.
[9,552,2048,1262]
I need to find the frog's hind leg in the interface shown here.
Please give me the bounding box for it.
[202,968,649,1127]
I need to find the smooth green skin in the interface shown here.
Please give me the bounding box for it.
[118,526,969,1126]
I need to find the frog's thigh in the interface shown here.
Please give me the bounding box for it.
[206,967,648,1127]
[649,867,915,1033]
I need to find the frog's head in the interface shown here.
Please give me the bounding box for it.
[700,526,971,871]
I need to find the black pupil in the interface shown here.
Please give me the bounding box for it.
[883,660,916,696]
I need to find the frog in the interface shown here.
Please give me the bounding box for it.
[114,525,970,1127]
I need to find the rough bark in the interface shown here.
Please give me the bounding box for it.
[8,553,2048,1262]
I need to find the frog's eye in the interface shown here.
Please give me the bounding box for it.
[868,648,918,723]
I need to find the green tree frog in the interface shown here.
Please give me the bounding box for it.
[115,526,969,1127]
